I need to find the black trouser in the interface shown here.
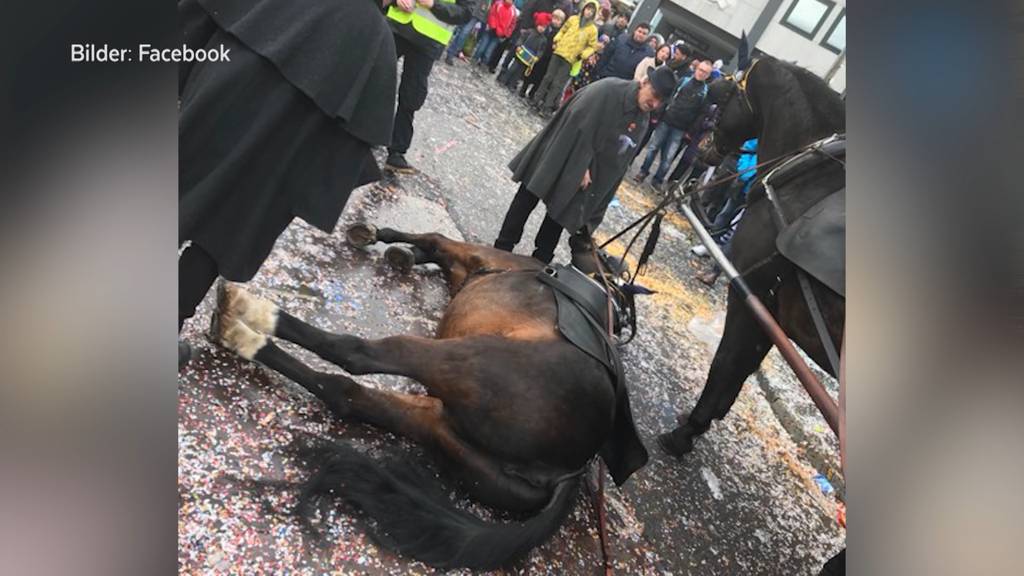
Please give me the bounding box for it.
[496,29,522,71]
[494,184,564,263]
[499,60,527,88]
[390,34,436,156]
[488,36,513,72]
[179,243,220,331]
[495,184,590,263]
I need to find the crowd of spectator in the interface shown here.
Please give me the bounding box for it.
[446,0,725,194]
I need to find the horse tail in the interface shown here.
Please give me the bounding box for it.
[295,442,580,571]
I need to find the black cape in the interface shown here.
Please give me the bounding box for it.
[509,78,649,234]
[179,0,396,281]
[189,0,396,145]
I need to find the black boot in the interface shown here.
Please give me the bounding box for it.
[178,340,193,370]
[385,152,417,174]
[657,426,696,459]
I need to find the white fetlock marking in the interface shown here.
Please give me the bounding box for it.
[228,286,279,334]
[243,295,279,334]
[222,319,267,360]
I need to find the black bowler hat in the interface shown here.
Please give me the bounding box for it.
[646,66,677,101]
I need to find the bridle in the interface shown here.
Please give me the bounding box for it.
[700,58,761,166]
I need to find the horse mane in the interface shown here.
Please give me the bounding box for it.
[770,59,846,133]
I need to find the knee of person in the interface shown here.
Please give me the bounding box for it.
[398,86,429,111]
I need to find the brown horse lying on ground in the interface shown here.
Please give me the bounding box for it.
[209,224,647,570]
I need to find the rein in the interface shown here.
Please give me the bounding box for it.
[589,238,617,576]
[600,142,819,279]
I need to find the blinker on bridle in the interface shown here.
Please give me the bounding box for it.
[705,58,760,162]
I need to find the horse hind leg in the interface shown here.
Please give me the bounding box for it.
[210,301,441,433]
[659,287,773,458]
[217,282,468,394]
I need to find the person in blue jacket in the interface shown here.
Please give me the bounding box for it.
[693,138,758,285]
[595,22,653,80]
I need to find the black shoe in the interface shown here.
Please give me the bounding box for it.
[657,428,695,459]
[385,152,416,174]
[444,56,454,66]
[178,340,193,370]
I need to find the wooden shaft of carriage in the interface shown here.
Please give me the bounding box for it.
[678,200,840,436]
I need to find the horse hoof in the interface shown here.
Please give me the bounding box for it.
[217,280,278,334]
[208,306,266,360]
[346,223,378,248]
[385,246,416,274]
[656,430,694,460]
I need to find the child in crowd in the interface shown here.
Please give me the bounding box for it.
[519,9,566,98]
[498,12,553,91]
[472,0,518,72]
[561,34,607,104]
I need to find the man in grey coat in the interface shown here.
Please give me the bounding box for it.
[494,66,676,264]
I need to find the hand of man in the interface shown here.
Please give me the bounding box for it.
[417,0,434,8]
[396,0,416,12]
[581,169,592,189]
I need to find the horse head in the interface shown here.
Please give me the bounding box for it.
[699,56,845,166]
[698,71,759,166]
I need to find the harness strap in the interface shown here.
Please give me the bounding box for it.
[762,178,841,376]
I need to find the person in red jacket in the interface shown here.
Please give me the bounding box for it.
[471,0,518,70]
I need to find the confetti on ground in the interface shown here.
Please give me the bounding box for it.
[179,60,844,576]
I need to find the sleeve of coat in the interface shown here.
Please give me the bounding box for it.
[514,86,603,199]
[584,176,623,233]
[431,0,475,25]
[595,34,618,75]
[579,27,600,61]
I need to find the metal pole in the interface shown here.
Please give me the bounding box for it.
[678,200,840,435]
[824,47,846,84]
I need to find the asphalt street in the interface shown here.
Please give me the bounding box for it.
[178,59,845,575]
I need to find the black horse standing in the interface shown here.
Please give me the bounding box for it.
[659,56,846,456]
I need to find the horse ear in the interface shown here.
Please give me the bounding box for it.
[736,30,752,72]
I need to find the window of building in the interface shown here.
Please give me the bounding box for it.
[821,9,846,53]
[779,0,836,41]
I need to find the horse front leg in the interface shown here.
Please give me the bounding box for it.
[659,286,773,458]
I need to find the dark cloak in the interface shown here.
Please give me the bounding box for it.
[179,0,396,281]
[189,0,396,145]
[509,78,649,234]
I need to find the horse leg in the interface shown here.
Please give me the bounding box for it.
[210,300,550,511]
[659,287,773,458]
[351,225,539,291]
[217,281,455,383]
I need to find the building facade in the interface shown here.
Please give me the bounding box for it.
[630,0,845,93]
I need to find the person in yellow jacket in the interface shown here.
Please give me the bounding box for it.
[383,0,475,173]
[529,0,600,116]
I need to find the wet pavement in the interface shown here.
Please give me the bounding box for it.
[179,60,845,575]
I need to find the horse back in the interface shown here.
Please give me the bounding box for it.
[437,270,561,341]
